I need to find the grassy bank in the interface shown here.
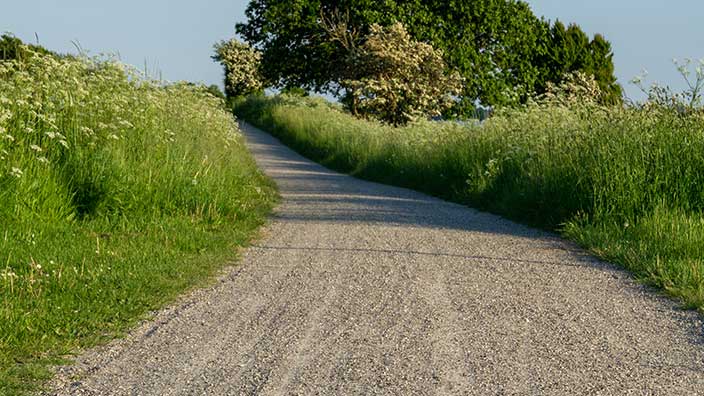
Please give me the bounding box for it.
[236,95,704,312]
[0,52,276,394]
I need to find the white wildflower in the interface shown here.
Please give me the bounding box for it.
[30,144,43,152]
[118,119,134,128]
[10,167,23,178]
[1,268,17,279]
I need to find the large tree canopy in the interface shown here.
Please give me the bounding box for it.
[236,0,621,109]
[395,0,549,108]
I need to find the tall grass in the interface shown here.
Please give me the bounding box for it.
[236,95,704,312]
[0,52,276,394]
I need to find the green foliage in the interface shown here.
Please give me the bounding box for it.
[212,38,265,98]
[236,94,704,312]
[401,0,549,107]
[280,86,308,97]
[0,34,55,61]
[538,71,606,106]
[0,49,276,394]
[206,84,227,101]
[537,22,622,105]
[236,0,622,110]
[341,22,463,125]
[237,0,355,92]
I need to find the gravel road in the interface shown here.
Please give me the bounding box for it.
[50,122,704,395]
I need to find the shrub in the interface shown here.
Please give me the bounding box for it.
[0,34,56,61]
[206,84,227,101]
[538,71,605,106]
[212,38,264,98]
[341,22,463,125]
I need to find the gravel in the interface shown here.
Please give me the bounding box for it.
[49,122,704,395]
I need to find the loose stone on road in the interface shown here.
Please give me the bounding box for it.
[51,123,704,395]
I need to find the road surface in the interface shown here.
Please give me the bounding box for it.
[51,122,704,395]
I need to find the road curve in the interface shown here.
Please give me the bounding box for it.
[51,122,704,395]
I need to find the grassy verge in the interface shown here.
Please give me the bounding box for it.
[0,52,276,395]
[235,94,704,312]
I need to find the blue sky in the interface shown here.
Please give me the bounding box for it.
[3,1,702,101]
[526,0,704,101]
[2,0,250,87]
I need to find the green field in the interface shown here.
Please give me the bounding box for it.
[236,94,704,313]
[0,52,276,394]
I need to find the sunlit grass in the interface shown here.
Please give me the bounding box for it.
[236,94,704,312]
[0,51,276,395]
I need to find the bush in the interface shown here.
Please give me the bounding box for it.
[340,22,463,125]
[206,84,227,101]
[212,38,264,98]
[0,34,56,61]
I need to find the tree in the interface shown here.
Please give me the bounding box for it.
[212,38,265,98]
[236,0,622,110]
[236,0,377,93]
[535,21,622,105]
[586,34,622,105]
[401,0,549,108]
[341,23,463,125]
